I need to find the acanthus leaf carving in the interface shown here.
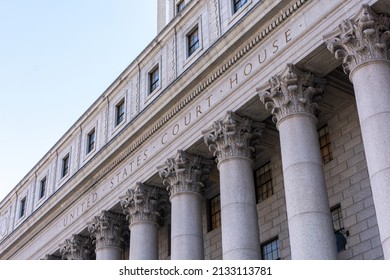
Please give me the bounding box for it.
[59,234,95,260]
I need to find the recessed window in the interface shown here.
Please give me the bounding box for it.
[62,154,70,178]
[187,26,200,57]
[233,0,248,13]
[19,197,27,218]
[149,66,160,94]
[87,128,96,154]
[39,177,47,199]
[318,125,333,164]
[261,238,280,260]
[331,205,347,252]
[208,194,221,231]
[115,99,125,126]
[254,162,273,203]
[176,0,185,13]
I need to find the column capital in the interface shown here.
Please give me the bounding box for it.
[157,150,213,198]
[202,111,264,163]
[87,210,126,251]
[258,63,325,124]
[324,4,390,75]
[120,183,168,226]
[59,234,94,260]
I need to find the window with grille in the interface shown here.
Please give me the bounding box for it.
[331,204,347,251]
[318,125,333,164]
[261,238,280,260]
[233,0,248,13]
[208,194,221,231]
[254,162,273,202]
[187,26,199,57]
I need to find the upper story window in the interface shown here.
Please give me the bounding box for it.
[254,162,273,203]
[261,238,280,260]
[87,128,96,154]
[39,177,47,199]
[318,125,333,164]
[61,154,70,178]
[149,66,160,94]
[176,0,185,13]
[187,26,200,57]
[115,99,125,126]
[208,194,221,231]
[19,197,27,218]
[233,0,248,13]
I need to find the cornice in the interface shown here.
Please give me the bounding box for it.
[84,0,311,190]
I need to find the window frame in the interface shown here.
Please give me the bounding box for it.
[176,0,185,14]
[86,128,96,155]
[115,99,125,127]
[261,237,280,260]
[187,25,200,57]
[254,162,273,203]
[19,197,27,219]
[39,177,47,200]
[61,154,70,178]
[208,194,221,232]
[149,65,160,95]
[318,125,333,165]
[232,0,249,14]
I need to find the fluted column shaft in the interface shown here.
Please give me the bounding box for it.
[203,111,263,259]
[158,150,212,260]
[325,4,390,259]
[259,64,337,259]
[120,183,167,260]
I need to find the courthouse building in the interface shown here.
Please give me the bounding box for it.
[1,0,390,260]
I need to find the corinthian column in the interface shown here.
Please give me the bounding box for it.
[158,150,212,259]
[324,4,390,259]
[120,183,167,260]
[59,234,95,260]
[259,64,337,259]
[88,211,126,260]
[202,111,263,259]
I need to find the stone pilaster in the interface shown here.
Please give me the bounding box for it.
[120,183,168,260]
[258,63,337,259]
[88,210,126,260]
[202,111,263,260]
[324,5,390,259]
[158,150,212,259]
[325,4,390,75]
[59,234,94,260]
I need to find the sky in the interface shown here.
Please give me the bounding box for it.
[0,0,158,202]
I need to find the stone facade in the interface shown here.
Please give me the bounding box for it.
[0,0,389,260]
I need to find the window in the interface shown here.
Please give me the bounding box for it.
[233,0,248,13]
[62,154,69,178]
[318,125,333,164]
[19,197,26,218]
[115,99,125,126]
[149,66,159,94]
[176,0,185,13]
[208,194,221,231]
[187,26,200,57]
[39,177,47,199]
[87,129,96,154]
[254,162,273,202]
[331,205,347,252]
[261,238,280,260]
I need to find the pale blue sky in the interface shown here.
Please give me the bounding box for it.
[0,0,157,201]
